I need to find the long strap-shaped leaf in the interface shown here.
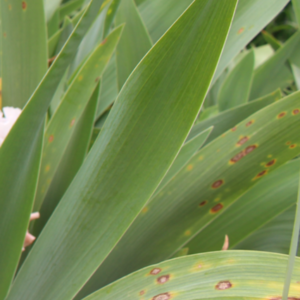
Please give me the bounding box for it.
[1,0,48,108]
[0,0,107,298]
[84,251,300,300]
[7,1,238,299]
[84,91,300,292]
[33,25,122,213]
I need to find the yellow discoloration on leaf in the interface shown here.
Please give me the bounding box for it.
[186,164,193,171]
[184,230,192,236]
[142,207,148,214]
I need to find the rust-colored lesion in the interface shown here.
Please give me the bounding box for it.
[152,293,171,300]
[210,203,223,213]
[212,180,224,189]
[238,27,245,34]
[266,159,276,167]
[246,120,254,127]
[230,145,257,164]
[293,109,300,115]
[157,275,170,284]
[237,136,249,146]
[150,268,162,275]
[277,112,286,119]
[199,200,208,207]
[22,1,27,10]
[215,280,232,290]
[48,135,54,143]
[253,169,268,180]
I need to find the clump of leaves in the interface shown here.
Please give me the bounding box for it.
[1,0,300,300]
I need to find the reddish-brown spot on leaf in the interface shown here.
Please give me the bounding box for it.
[8,4,12,10]
[150,268,161,275]
[199,201,208,207]
[256,170,268,178]
[230,145,257,164]
[266,159,276,167]
[101,39,107,45]
[157,275,170,284]
[95,76,100,83]
[139,290,145,296]
[246,120,254,127]
[277,112,286,119]
[3,33,6,38]
[237,136,249,146]
[212,180,224,189]
[70,118,76,127]
[216,280,232,290]
[244,145,257,154]
[238,27,244,34]
[210,203,223,213]
[230,151,244,163]
[48,135,54,143]
[293,109,300,115]
[152,293,171,300]
[22,1,27,10]
[290,144,297,149]
[231,126,237,132]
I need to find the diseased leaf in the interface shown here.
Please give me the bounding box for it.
[84,251,300,300]
[188,89,282,145]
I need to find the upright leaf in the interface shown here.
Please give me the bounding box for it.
[115,0,152,89]
[8,2,238,299]
[218,50,254,111]
[1,0,48,108]
[250,32,300,100]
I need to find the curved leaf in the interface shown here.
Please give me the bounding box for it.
[84,251,300,300]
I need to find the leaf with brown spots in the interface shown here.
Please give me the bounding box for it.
[82,252,300,300]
